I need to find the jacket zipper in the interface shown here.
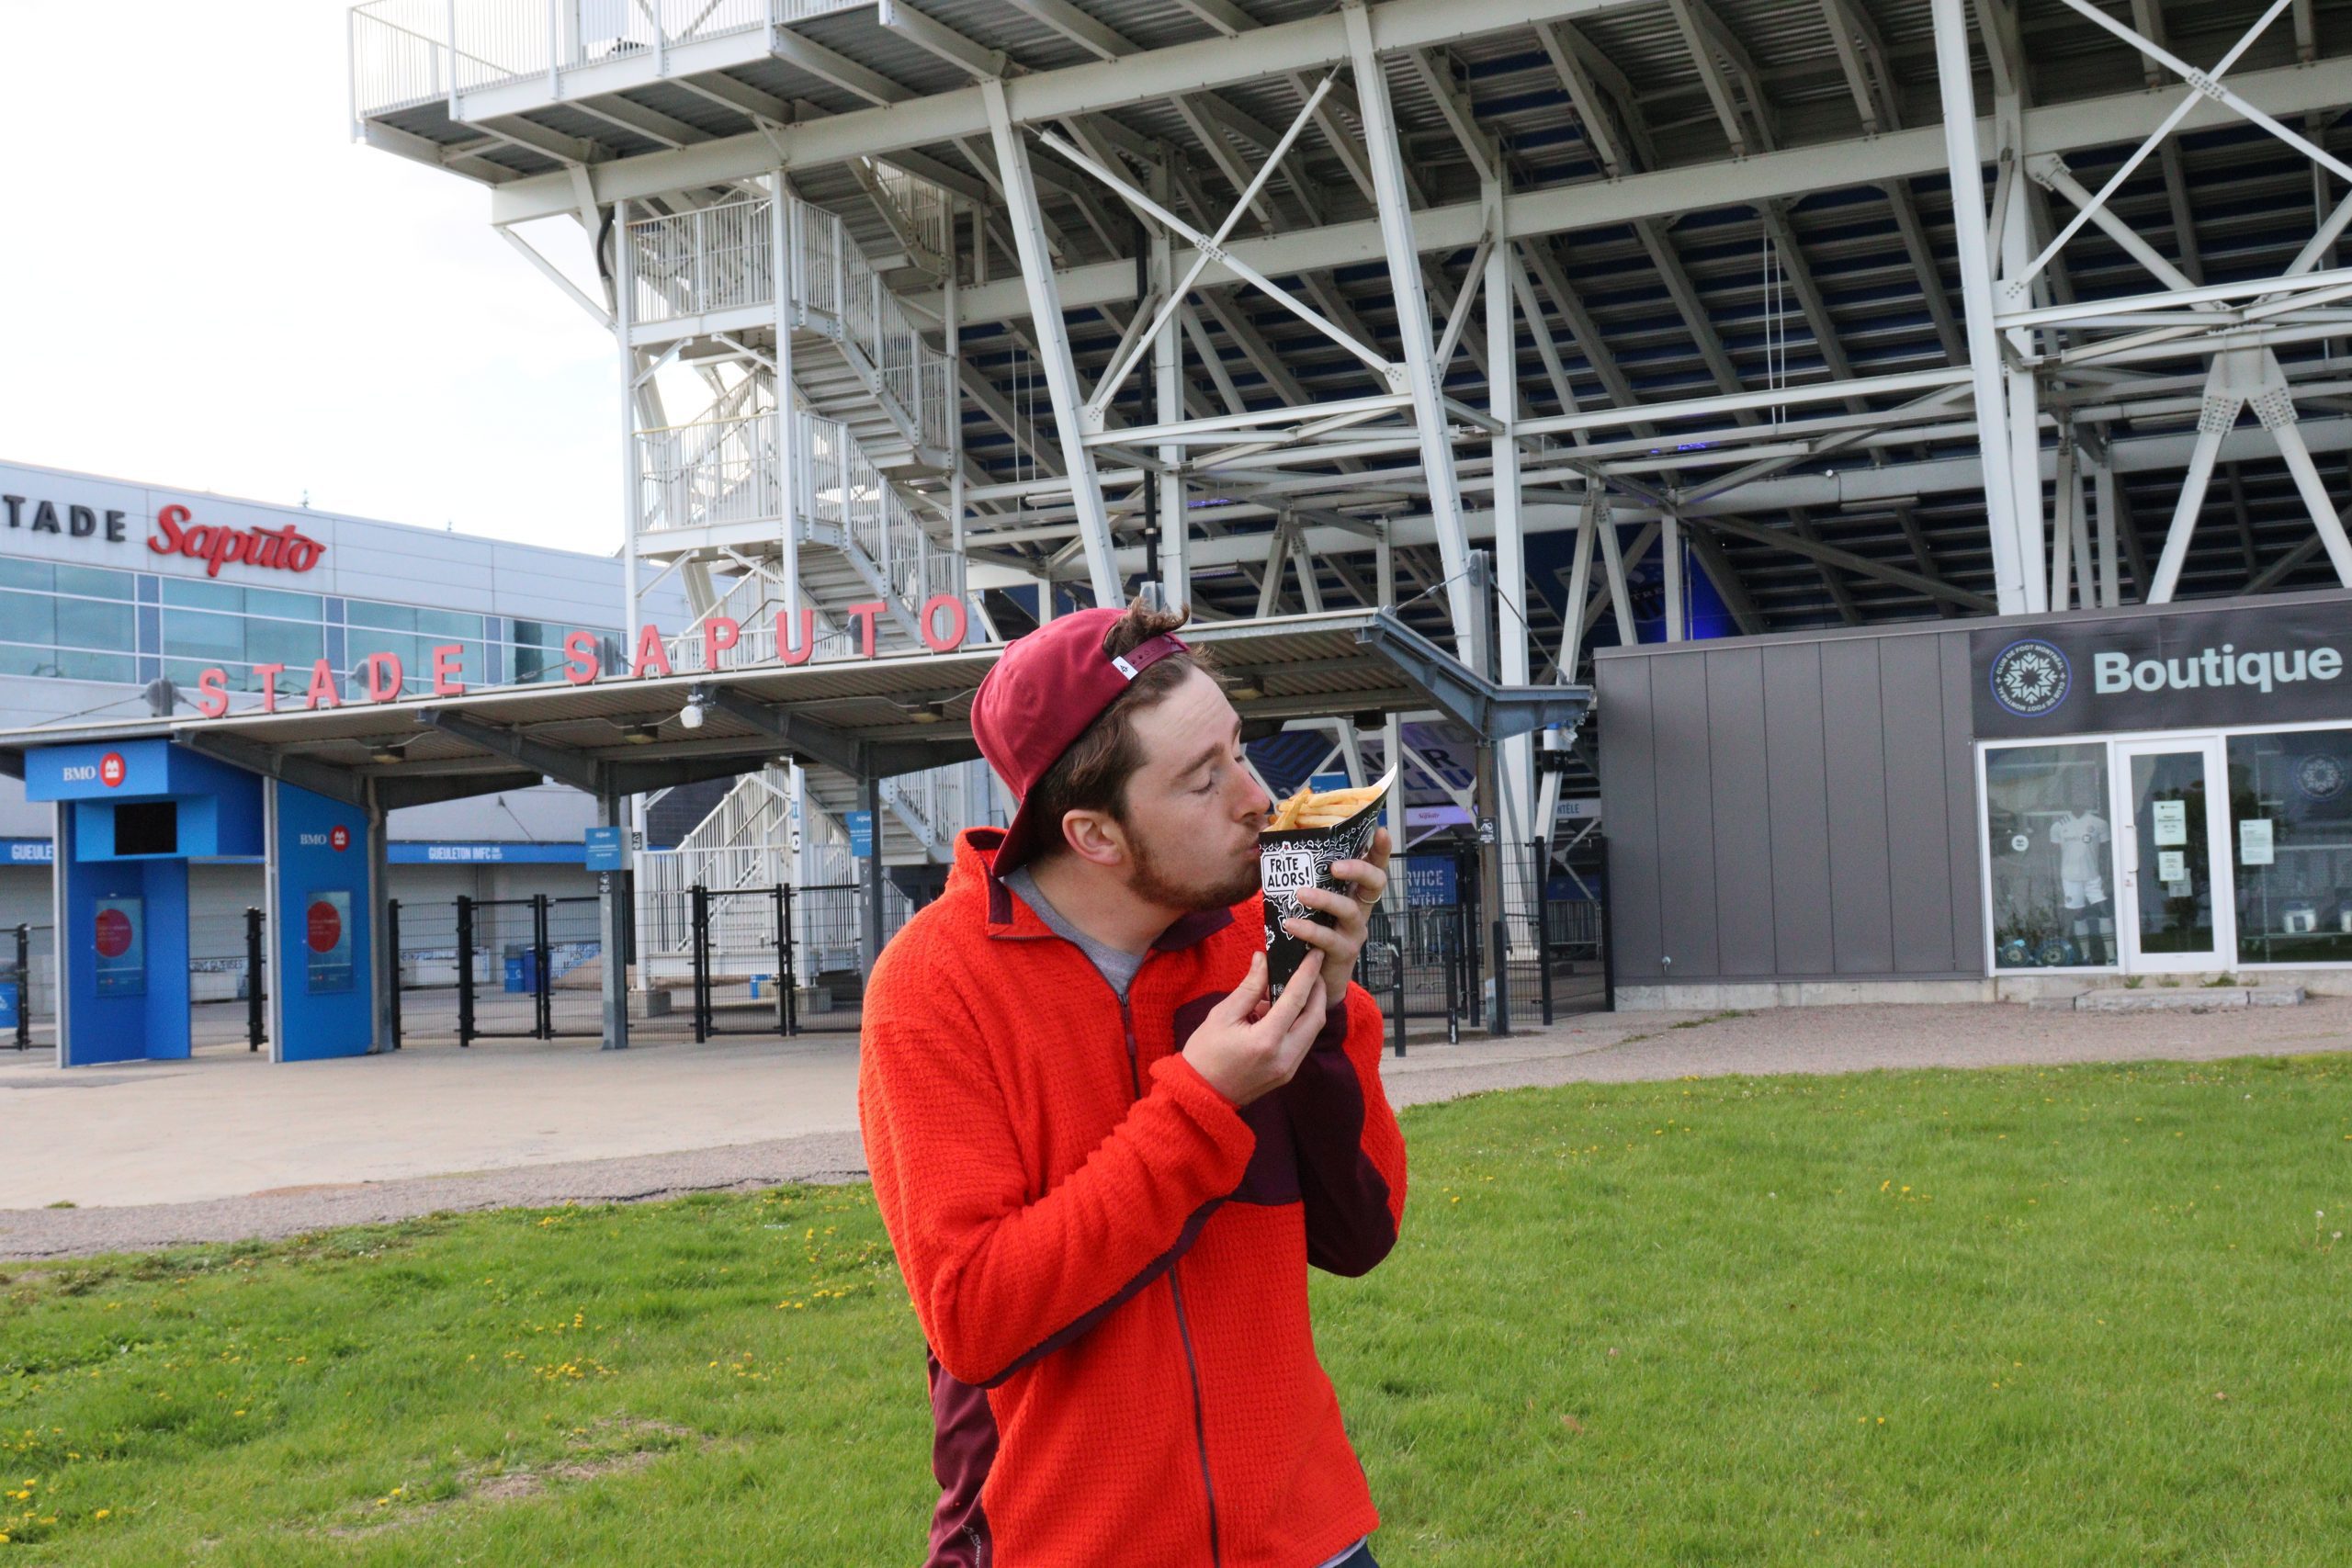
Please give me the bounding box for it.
[1121,994,1224,1568]
[1168,1261,1225,1568]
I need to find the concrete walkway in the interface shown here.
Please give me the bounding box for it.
[4,997,2346,1260]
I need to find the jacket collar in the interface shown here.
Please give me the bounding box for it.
[957,827,1235,952]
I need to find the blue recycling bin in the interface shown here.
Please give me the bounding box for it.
[749,973,771,998]
[503,946,540,993]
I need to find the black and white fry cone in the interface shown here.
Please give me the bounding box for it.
[1259,767,1396,998]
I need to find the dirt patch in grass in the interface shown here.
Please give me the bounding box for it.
[322,1417,706,1537]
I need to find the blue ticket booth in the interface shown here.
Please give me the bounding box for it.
[23,739,384,1066]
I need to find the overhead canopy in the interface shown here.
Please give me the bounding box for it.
[0,609,1589,808]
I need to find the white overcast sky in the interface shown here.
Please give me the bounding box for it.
[0,1,620,552]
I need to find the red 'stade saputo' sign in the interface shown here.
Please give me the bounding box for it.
[150,503,325,578]
[184,597,974,719]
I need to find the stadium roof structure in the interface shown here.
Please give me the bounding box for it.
[349,0,2352,673]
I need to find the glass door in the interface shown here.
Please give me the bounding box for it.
[2112,737,2236,973]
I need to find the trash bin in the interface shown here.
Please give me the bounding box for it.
[749,973,770,998]
[503,946,539,993]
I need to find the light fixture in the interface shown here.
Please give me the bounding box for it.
[1227,681,1264,702]
[679,685,712,730]
[620,722,659,745]
[368,745,405,766]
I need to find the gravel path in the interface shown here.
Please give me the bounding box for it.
[6,997,2346,1262]
[0,1131,869,1262]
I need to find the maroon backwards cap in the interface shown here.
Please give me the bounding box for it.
[970,607,1191,876]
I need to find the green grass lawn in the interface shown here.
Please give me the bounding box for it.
[4,1053,2349,1565]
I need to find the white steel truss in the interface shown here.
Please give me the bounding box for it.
[353,0,2352,875]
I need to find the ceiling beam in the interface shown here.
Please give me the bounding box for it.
[416,707,602,794]
[175,729,371,808]
[905,58,2352,322]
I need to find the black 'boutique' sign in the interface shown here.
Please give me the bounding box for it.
[1971,598,2352,739]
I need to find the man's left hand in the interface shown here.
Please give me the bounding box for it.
[1282,826,1393,1019]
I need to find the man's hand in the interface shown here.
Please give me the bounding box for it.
[1182,953,1329,1108]
[1284,825,1392,1009]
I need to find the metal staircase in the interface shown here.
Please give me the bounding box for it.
[617,172,986,978]
[626,179,966,669]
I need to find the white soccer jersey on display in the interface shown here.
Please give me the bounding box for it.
[2049,811,2110,880]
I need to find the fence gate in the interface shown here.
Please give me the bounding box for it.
[691,884,797,1041]
[442,894,608,1046]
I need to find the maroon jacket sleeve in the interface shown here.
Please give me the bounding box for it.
[1278,980,1408,1276]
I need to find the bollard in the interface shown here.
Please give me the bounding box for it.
[243,907,266,1052]
[11,924,28,1051]
[779,884,798,1037]
[690,885,710,1044]
[386,899,403,1048]
[457,895,476,1047]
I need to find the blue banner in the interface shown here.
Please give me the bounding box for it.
[387,841,587,864]
[582,827,626,872]
[1399,857,1458,908]
[846,810,874,858]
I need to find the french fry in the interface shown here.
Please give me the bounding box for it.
[1271,782,1382,831]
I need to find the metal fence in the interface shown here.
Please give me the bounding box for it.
[1365,839,1614,1047]
[350,0,842,118]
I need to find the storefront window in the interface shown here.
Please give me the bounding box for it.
[1985,743,2118,969]
[2229,728,2352,964]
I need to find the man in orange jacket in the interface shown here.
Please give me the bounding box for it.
[859,599,1408,1567]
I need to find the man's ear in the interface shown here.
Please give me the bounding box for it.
[1059,808,1128,869]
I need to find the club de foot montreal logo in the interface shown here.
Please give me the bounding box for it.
[1989,638,2072,718]
[2297,752,2346,802]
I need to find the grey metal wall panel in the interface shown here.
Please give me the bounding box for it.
[1649,652,1721,976]
[1939,630,1986,969]
[1597,654,1666,979]
[1818,638,1896,973]
[1703,647,1778,975]
[1760,641,1836,975]
[1880,633,1956,971]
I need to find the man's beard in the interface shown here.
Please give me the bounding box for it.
[1125,815,1261,912]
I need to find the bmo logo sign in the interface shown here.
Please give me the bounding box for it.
[299,825,352,852]
[58,751,128,787]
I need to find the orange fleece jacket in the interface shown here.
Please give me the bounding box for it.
[858,828,1408,1568]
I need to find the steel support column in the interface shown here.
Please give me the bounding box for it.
[1929,0,2031,614]
[1151,165,1187,611]
[1483,177,1532,864]
[1344,0,1476,659]
[862,772,887,976]
[773,174,803,626]
[982,77,1125,607]
[598,791,631,1050]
